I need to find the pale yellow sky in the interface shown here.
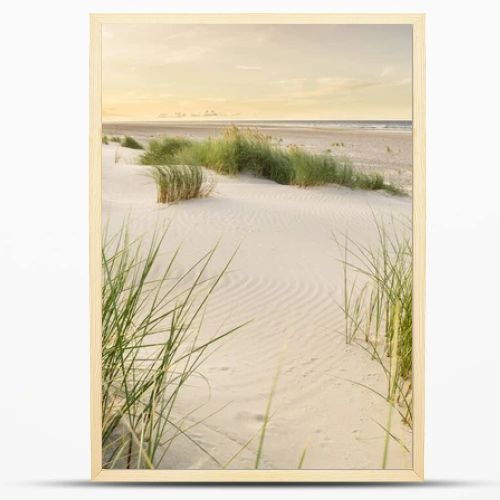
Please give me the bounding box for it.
[102,24,412,121]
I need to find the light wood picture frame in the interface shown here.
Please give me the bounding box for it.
[90,13,425,482]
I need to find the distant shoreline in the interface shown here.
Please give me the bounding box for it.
[103,119,412,132]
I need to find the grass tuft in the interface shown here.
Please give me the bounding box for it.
[336,218,413,426]
[141,137,194,165]
[122,136,144,150]
[149,165,215,204]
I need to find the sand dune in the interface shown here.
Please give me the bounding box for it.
[103,121,413,193]
[102,143,412,470]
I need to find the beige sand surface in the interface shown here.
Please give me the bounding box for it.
[102,141,412,470]
[103,122,413,193]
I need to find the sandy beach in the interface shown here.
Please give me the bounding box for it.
[102,124,413,469]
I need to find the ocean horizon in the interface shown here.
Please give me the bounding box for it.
[103,119,412,131]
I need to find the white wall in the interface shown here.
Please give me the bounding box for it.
[1,1,499,498]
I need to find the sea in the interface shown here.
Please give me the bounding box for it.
[209,120,412,130]
[104,119,412,132]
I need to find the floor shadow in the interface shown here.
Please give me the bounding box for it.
[15,479,497,489]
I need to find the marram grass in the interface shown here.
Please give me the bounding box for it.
[336,218,413,466]
[139,126,404,194]
[337,218,412,423]
[149,164,215,204]
[141,137,193,165]
[121,136,144,150]
[101,225,244,469]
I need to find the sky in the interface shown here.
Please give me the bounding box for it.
[102,24,412,121]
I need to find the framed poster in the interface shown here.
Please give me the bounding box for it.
[90,13,425,482]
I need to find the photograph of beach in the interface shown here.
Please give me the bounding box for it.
[100,23,414,471]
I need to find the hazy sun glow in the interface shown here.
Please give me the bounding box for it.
[102,24,412,121]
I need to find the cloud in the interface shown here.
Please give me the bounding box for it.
[266,77,382,101]
[155,111,187,118]
[394,77,412,86]
[266,77,381,101]
[156,109,228,119]
[381,66,394,77]
[271,78,308,91]
[235,65,262,70]
[200,97,228,102]
[150,46,211,66]
[316,77,336,85]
